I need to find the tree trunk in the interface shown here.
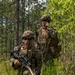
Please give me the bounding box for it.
[16,0,20,46]
[5,18,8,57]
[21,0,25,34]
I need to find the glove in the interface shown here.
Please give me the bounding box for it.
[13,59,20,66]
[10,58,21,70]
[13,59,21,70]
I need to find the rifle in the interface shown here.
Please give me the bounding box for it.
[10,44,35,75]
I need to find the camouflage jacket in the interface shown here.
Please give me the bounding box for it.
[36,26,61,60]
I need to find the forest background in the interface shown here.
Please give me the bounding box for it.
[0,0,75,75]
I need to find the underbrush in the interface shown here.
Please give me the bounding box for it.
[0,60,17,75]
[0,58,75,75]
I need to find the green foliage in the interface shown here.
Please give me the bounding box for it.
[0,60,17,75]
[41,61,56,75]
[40,0,75,75]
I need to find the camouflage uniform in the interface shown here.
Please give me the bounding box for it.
[35,15,61,75]
[10,30,39,75]
[36,27,61,61]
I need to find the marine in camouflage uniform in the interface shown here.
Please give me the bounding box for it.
[10,30,39,75]
[35,15,61,75]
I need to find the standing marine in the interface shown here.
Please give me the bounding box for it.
[35,14,61,75]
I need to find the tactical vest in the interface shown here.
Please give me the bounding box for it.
[19,47,32,60]
[18,46,36,68]
[37,27,50,45]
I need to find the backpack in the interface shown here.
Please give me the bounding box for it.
[47,27,61,58]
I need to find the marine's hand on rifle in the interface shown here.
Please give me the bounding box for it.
[13,59,21,66]
[10,58,21,70]
[13,59,21,70]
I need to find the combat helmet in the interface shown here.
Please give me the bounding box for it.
[22,30,34,39]
[41,14,51,23]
